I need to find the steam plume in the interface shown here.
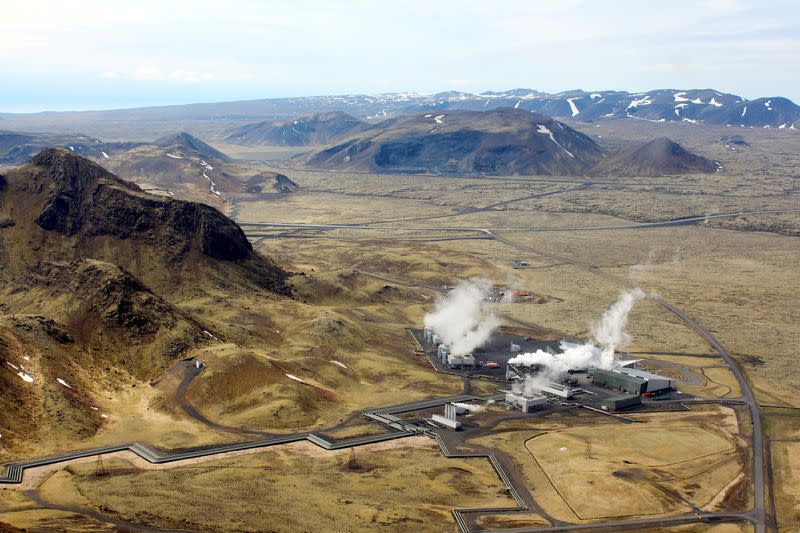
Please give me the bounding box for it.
[424,278,498,355]
[452,402,487,414]
[508,288,647,387]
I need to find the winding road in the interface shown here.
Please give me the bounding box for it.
[1,204,774,532]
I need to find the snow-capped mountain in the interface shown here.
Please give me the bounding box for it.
[235,89,799,129]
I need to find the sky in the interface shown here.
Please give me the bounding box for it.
[1,0,798,113]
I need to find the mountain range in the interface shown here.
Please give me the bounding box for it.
[1,88,797,131]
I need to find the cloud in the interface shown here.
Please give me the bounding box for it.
[0,0,798,110]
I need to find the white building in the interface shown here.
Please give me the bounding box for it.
[533,382,575,399]
[505,392,547,412]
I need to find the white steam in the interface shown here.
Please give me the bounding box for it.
[508,288,647,388]
[591,287,645,350]
[452,402,487,414]
[424,278,498,356]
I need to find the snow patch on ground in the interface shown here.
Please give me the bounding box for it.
[536,124,574,158]
[590,93,602,100]
[69,146,74,152]
[514,101,521,109]
[627,95,652,109]
[566,97,581,116]
[56,377,72,389]
[691,97,703,104]
[674,92,689,102]
[709,97,723,107]
[203,330,221,342]
[203,173,222,197]
[434,114,445,124]
[765,100,772,110]
[7,361,35,383]
[285,373,305,383]
[166,153,183,159]
[330,360,347,369]
[101,151,109,159]
[742,106,747,118]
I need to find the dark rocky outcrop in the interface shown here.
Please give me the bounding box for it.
[31,149,252,261]
[1,149,291,295]
[23,259,192,336]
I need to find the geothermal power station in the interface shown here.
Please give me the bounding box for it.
[410,280,681,430]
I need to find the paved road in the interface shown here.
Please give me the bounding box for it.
[237,207,800,235]
[485,231,767,533]
[2,217,773,531]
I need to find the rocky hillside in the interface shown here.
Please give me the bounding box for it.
[298,108,605,175]
[225,111,370,146]
[0,149,290,291]
[0,149,293,456]
[0,131,301,208]
[589,137,719,177]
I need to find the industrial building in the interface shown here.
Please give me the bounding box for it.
[601,395,642,411]
[447,353,476,369]
[592,368,646,395]
[533,382,575,399]
[614,367,673,392]
[592,367,672,394]
[505,391,547,412]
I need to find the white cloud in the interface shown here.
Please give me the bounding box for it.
[0,0,797,110]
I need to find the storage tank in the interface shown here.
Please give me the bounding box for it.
[438,345,450,363]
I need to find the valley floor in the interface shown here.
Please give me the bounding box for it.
[3,130,799,531]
